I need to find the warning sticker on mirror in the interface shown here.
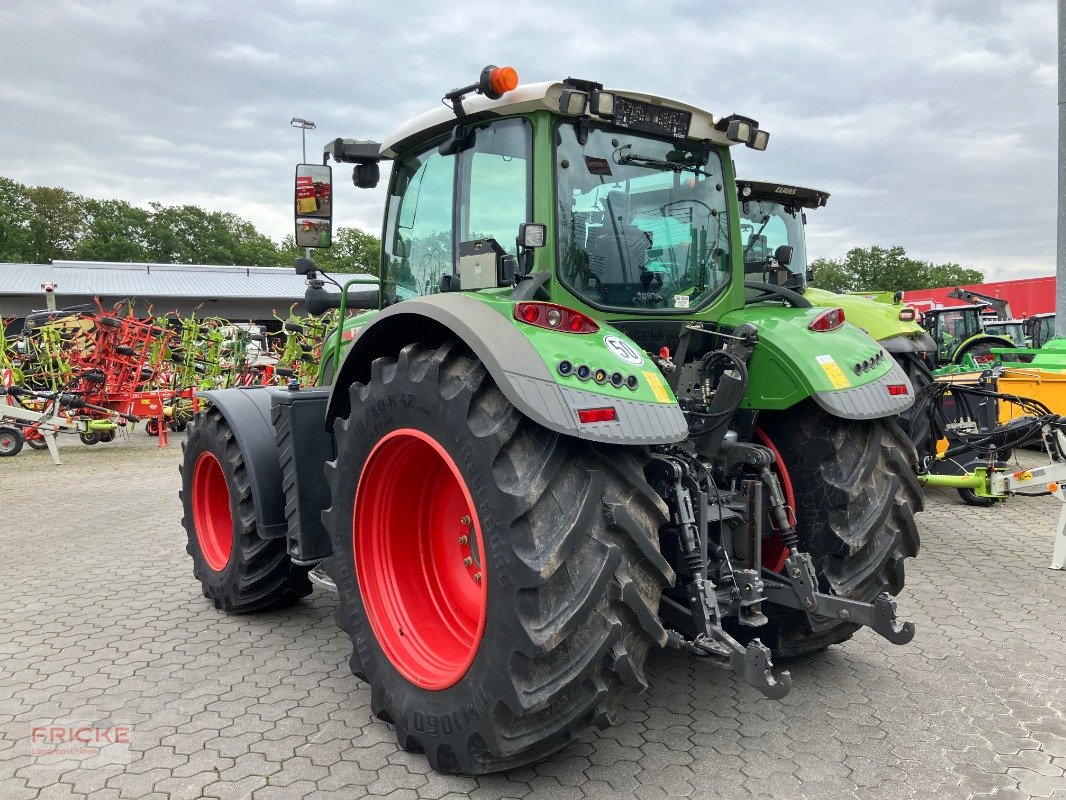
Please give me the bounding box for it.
[815,354,851,390]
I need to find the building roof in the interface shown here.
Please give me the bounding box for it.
[0,260,370,302]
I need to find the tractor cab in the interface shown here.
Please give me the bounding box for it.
[924,305,984,361]
[983,319,1027,348]
[1026,313,1055,348]
[734,180,829,292]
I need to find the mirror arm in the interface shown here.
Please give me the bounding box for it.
[331,276,381,373]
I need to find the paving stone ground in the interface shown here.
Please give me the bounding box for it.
[0,431,1063,799]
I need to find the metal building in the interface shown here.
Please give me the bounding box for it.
[0,260,358,332]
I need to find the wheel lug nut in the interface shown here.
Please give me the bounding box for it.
[460,515,471,525]
[458,535,468,545]
[463,557,473,566]
[473,572,482,582]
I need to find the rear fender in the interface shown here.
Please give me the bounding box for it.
[197,388,286,539]
[325,293,688,445]
[721,305,914,420]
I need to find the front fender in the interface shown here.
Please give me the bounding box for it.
[720,305,914,420]
[326,293,688,445]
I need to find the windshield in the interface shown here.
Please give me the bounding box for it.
[984,321,1026,347]
[738,199,808,286]
[556,124,730,313]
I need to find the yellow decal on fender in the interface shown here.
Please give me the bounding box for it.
[815,354,851,390]
[642,370,672,403]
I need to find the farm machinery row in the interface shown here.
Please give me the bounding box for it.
[0,302,336,461]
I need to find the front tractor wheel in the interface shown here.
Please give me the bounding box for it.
[179,407,311,612]
[755,403,923,658]
[325,340,673,774]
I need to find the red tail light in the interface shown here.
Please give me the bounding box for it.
[887,384,908,396]
[577,407,618,423]
[808,307,845,332]
[514,302,599,333]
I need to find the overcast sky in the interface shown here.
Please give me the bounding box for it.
[0,0,1056,280]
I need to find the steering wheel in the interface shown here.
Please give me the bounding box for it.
[743,280,812,309]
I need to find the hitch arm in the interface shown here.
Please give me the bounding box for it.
[667,628,792,700]
[762,564,915,646]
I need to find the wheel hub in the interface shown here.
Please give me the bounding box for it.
[354,429,488,690]
[191,451,234,571]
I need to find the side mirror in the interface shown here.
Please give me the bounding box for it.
[774,245,793,267]
[294,163,333,249]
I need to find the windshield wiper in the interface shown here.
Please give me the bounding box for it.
[614,144,707,175]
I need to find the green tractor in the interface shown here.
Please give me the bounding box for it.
[179,68,921,774]
[920,304,1017,368]
[735,179,937,444]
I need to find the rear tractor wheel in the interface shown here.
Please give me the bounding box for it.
[179,407,311,612]
[325,339,673,774]
[753,403,923,658]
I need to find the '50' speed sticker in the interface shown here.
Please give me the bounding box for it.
[604,336,644,366]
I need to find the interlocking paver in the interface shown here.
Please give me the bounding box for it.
[2,434,1064,799]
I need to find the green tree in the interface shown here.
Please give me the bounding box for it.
[809,245,983,293]
[279,226,381,275]
[76,199,151,262]
[0,177,33,261]
[25,185,87,263]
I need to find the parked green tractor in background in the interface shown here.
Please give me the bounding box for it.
[179,68,921,774]
[921,304,1017,368]
[735,179,937,444]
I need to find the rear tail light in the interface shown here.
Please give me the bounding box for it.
[577,407,618,423]
[887,384,908,396]
[514,302,599,333]
[808,307,845,332]
[898,308,916,322]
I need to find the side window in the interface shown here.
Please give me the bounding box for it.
[458,119,531,258]
[383,146,455,303]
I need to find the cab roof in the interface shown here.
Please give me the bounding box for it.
[380,80,741,158]
[737,180,830,209]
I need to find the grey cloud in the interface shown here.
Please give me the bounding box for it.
[0,0,1055,280]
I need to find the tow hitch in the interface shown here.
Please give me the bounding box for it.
[657,445,915,700]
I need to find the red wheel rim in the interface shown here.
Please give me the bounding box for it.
[192,451,234,571]
[754,426,796,574]
[354,429,488,690]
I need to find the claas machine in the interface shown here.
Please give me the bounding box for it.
[179,67,922,774]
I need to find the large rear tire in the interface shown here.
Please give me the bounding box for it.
[179,407,311,612]
[324,340,673,774]
[755,403,922,658]
[894,351,938,451]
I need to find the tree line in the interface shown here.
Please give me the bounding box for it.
[1,177,985,292]
[809,245,983,293]
[0,177,380,274]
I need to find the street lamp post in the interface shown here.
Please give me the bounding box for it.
[290,117,316,258]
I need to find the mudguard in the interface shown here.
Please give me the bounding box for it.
[720,305,914,420]
[197,388,287,540]
[325,293,688,445]
[880,332,937,354]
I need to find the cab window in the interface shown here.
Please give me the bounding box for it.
[383,118,531,305]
